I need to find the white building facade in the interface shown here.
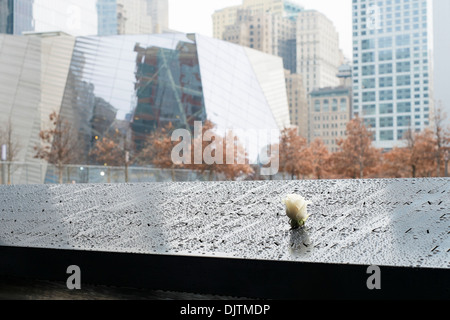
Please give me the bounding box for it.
[297,10,343,93]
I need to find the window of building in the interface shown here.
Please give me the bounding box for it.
[396,34,411,46]
[380,130,394,141]
[362,52,375,63]
[378,36,393,48]
[363,91,376,102]
[323,99,329,112]
[379,63,393,74]
[397,61,411,72]
[397,129,408,140]
[362,65,375,76]
[380,117,394,128]
[379,90,393,101]
[396,47,411,59]
[379,77,393,87]
[340,98,347,111]
[364,118,376,128]
[397,75,411,86]
[332,99,338,111]
[362,78,376,89]
[363,104,376,116]
[397,102,411,113]
[380,103,394,114]
[397,115,411,127]
[397,88,411,99]
[379,50,393,61]
[362,39,375,50]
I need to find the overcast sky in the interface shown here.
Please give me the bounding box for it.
[168,0,353,59]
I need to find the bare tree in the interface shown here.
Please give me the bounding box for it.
[34,111,80,184]
[404,128,436,178]
[432,104,450,177]
[0,119,22,184]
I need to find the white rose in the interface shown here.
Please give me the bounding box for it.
[282,194,312,228]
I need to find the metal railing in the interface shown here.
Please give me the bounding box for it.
[0,162,215,185]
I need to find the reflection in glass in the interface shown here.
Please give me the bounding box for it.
[132,38,206,149]
[57,33,286,164]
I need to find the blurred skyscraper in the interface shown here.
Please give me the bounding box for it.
[214,1,344,92]
[0,0,98,36]
[97,0,118,36]
[146,0,168,34]
[433,0,450,125]
[116,0,152,34]
[214,0,345,138]
[0,0,169,36]
[213,0,303,40]
[0,0,34,35]
[352,0,434,150]
[222,8,297,73]
[114,0,170,35]
[296,10,344,93]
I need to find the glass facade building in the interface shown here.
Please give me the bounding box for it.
[309,86,352,152]
[0,32,290,184]
[62,33,289,155]
[352,0,434,150]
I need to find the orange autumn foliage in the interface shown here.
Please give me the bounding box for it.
[308,138,331,180]
[34,111,80,184]
[186,120,253,180]
[277,128,312,179]
[381,129,437,178]
[139,120,253,181]
[330,117,380,179]
[138,122,182,180]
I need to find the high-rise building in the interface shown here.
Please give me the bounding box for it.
[352,0,434,150]
[0,0,98,36]
[116,0,152,34]
[309,86,352,152]
[222,8,297,72]
[146,0,168,34]
[0,1,8,33]
[117,0,169,35]
[97,0,118,36]
[0,0,34,35]
[285,70,308,137]
[0,0,169,37]
[296,10,343,93]
[116,2,127,34]
[215,0,344,135]
[308,63,352,149]
[213,5,243,40]
[433,0,450,125]
[215,3,342,92]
